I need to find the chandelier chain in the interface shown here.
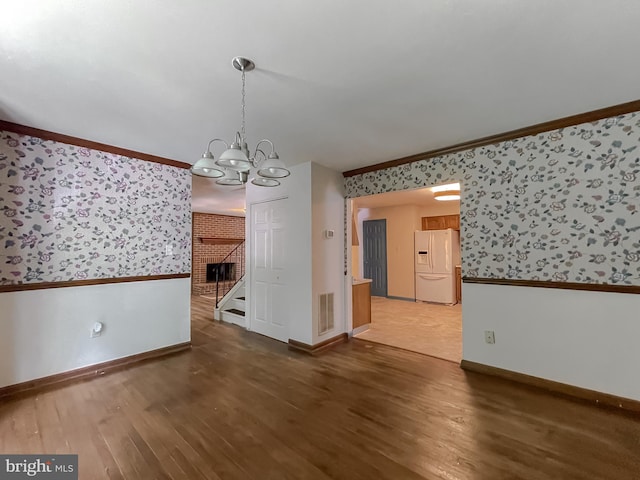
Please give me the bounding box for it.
[241,68,246,143]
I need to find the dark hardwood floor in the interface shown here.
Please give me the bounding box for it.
[1,295,639,479]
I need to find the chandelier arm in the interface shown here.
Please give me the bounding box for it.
[252,149,267,167]
[205,138,229,152]
[252,139,276,160]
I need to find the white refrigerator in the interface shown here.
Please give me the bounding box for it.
[415,229,460,304]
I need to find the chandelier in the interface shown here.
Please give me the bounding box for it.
[190,57,290,187]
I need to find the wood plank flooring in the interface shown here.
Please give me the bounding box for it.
[1,295,639,479]
[355,296,462,363]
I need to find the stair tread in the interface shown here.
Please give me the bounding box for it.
[224,308,245,316]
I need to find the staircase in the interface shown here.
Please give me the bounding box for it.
[214,280,246,327]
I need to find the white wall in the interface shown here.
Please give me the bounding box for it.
[416,201,460,219]
[311,163,346,344]
[0,278,191,388]
[463,283,640,401]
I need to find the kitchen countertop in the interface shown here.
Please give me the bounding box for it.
[352,278,373,285]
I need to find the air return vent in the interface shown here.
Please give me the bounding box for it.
[318,293,335,334]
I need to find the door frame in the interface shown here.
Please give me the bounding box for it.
[345,198,355,333]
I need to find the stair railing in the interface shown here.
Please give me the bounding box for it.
[214,240,245,307]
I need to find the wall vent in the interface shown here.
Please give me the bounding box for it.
[318,293,335,334]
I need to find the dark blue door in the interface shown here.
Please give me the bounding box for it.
[363,219,387,297]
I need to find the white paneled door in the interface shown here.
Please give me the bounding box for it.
[249,198,288,342]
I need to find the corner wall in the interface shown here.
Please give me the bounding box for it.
[245,162,345,346]
[311,163,345,344]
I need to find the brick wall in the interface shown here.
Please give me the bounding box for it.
[192,213,245,294]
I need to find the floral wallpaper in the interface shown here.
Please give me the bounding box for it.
[345,112,640,286]
[0,130,191,285]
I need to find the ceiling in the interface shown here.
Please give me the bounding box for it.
[2,1,640,216]
[353,185,459,211]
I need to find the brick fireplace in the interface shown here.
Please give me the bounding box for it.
[206,262,235,282]
[192,213,245,295]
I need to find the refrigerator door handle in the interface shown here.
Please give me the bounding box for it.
[429,233,433,272]
[417,274,448,281]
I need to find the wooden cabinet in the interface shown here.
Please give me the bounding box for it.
[445,215,460,230]
[423,216,446,230]
[455,266,462,304]
[352,281,372,328]
[422,214,460,231]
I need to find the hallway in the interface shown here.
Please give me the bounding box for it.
[354,296,462,363]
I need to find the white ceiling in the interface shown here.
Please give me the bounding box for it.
[2,1,640,215]
[353,185,459,211]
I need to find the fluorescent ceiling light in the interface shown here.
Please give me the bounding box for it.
[434,190,460,201]
[431,182,460,193]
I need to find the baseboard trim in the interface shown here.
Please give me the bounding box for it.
[386,296,415,302]
[460,359,640,414]
[288,333,348,355]
[351,324,370,336]
[0,342,192,399]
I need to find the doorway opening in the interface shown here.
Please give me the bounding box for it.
[349,184,462,363]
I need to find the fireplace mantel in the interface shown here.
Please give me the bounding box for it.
[198,237,244,245]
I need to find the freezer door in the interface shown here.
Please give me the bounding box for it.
[429,230,453,274]
[415,273,455,304]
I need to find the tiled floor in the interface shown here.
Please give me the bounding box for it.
[354,296,462,363]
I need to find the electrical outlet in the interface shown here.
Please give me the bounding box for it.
[90,322,104,338]
[484,330,495,344]
[165,244,173,256]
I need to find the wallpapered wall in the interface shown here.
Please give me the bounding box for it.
[0,130,191,284]
[345,112,640,285]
